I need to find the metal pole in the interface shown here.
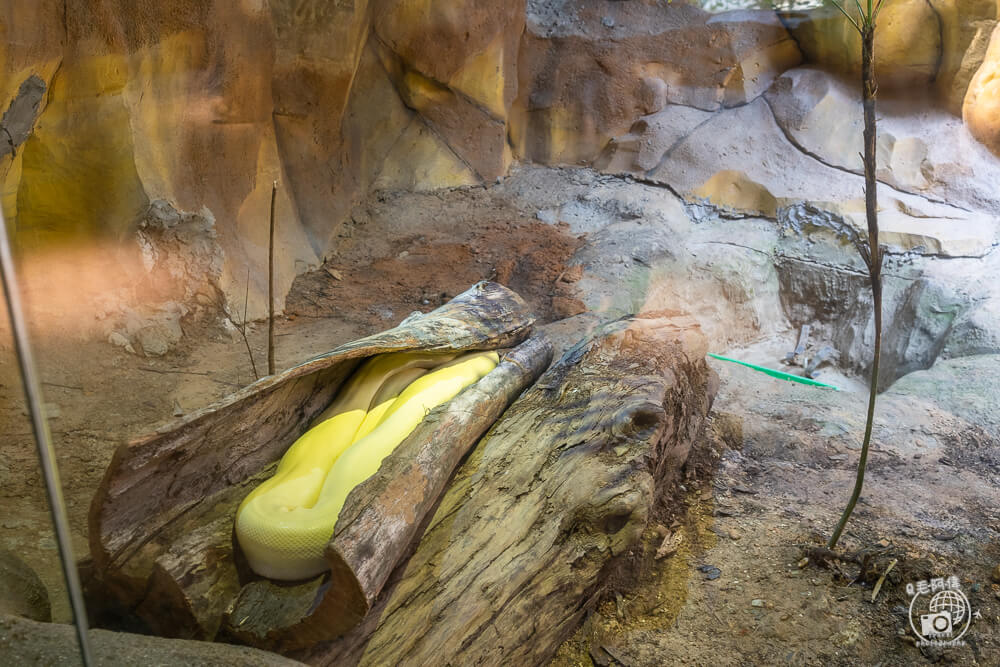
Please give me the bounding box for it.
[0,210,93,665]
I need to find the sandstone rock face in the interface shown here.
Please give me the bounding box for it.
[964,22,1000,155]
[693,170,778,218]
[932,0,998,112]
[781,1,998,118]
[763,67,1000,213]
[591,62,1000,388]
[511,3,801,164]
[788,2,941,88]
[0,0,525,329]
[0,0,809,340]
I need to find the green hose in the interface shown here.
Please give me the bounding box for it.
[707,353,840,391]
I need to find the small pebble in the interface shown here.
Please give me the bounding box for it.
[751,599,765,607]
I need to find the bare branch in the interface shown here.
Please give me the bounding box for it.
[238,268,259,381]
[267,181,277,377]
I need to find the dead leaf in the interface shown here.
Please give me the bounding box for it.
[871,558,897,603]
[656,530,684,559]
[326,267,343,280]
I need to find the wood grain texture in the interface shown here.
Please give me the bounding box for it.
[86,282,535,626]
[293,310,714,666]
[225,336,553,649]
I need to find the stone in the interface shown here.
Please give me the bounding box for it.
[511,4,800,164]
[0,551,50,622]
[639,76,669,115]
[783,1,940,89]
[382,53,511,182]
[107,331,131,349]
[693,170,778,218]
[0,75,46,160]
[0,0,529,328]
[136,327,170,357]
[374,0,524,121]
[373,118,479,192]
[887,354,1000,435]
[0,614,304,666]
[371,0,524,183]
[765,67,1000,213]
[551,295,587,318]
[888,137,930,190]
[930,0,998,112]
[964,22,1000,155]
[595,105,714,174]
[134,315,183,358]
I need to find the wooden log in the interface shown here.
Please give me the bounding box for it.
[86,282,535,623]
[291,310,714,666]
[135,516,240,641]
[224,335,553,649]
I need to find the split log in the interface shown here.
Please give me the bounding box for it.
[225,335,553,648]
[292,310,715,666]
[86,282,535,635]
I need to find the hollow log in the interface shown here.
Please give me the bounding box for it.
[291,310,714,666]
[225,335,553,648]
[86,282,535,629]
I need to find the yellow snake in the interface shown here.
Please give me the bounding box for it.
[235,350,499,581]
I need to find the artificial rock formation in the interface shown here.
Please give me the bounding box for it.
[0,0,525,328]
[781,2,941,89]
[512,4,802,164]
[964,21,1000,155]
[781,1,998,111]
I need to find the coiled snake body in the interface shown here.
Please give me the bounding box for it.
[236,350,498,580]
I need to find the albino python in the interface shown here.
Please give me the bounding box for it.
[235,350,499,580]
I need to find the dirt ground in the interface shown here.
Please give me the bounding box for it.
[2,174,999,665]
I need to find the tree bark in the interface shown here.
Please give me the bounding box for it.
[86,282,535,622]
[291,311,715,666]
[224,336,553,648]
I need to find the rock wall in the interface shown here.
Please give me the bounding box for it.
[512,3,802,165]
[779,0,1000,153]
[0,0,525,336]
[3,0,996,351]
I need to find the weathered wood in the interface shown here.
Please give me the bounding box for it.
[224,335,553,649]
[292,310,714,666]
[135,517,240,641]
[87,282,535,621]
[100,462,277,636]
